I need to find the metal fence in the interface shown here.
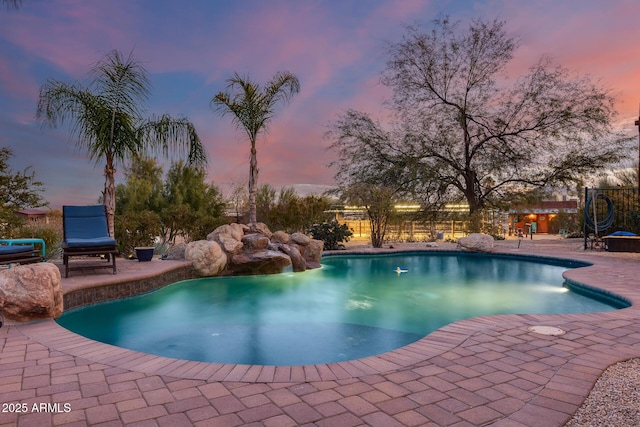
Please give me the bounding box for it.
[583,187,640,248]
[343,219,471,242]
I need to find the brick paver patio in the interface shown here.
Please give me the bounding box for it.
[2,238,640,426]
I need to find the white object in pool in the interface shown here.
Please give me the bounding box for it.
[395,267,408,274]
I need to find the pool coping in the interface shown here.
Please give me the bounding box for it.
[15,246,640,384]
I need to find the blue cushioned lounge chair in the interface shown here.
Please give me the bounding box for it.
[0,244,42,266]
[63,205,117,278]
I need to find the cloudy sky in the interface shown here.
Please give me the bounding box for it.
[1,0,639,208]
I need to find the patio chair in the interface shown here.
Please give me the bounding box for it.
[63,205,117,278]
[0,243,42,266]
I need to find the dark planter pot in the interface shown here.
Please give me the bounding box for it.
[134,247,155,262]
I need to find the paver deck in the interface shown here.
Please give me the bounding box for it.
[2,238,640,426]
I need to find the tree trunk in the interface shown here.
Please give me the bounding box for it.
[465,194,483,233]
[248,142,258,229]
[103,158,116,238]
[371,226,384,248]
[369,212,388,248]
[463,169,484,233]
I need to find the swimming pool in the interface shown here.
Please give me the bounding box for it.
[57,252,624,366]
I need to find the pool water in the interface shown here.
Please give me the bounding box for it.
[57,252,621,366]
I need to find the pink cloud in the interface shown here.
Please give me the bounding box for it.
[0,59,41,109]
[3,0,640,208]
[499,0,640,127]
[2,2,138,77]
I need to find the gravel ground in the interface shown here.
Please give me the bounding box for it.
[564,358,640,426]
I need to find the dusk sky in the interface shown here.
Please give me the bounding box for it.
[1,0,639,209]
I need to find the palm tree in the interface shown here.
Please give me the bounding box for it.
[37,50,207,237]
[211,71,300,228]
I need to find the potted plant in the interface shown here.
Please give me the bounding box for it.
[115,211,161,261]
[134,246,155,262]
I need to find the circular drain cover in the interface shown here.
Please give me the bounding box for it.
[528,326,565,336]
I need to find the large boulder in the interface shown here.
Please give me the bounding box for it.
[271,230,290,244]
[302,239,324,269]
[278,244,306,272]
[230,250,291,275]
[241,233,270,251]
[207,223,247,242]
[254,222,273,239]
[457,233,495,253]
[208,223,245,254]
[211,233,244,254]
[185,240,228,276]
[0,263,63,321]
[290,232,311,246]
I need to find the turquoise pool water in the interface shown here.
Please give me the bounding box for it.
[57,252,622,366]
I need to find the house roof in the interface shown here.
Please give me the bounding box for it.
[509,200,578,214]
[13,208,49,216]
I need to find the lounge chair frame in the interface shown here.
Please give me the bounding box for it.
[62,205,118,278]
[0,244,42,266]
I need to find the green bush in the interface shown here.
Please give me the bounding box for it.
[189,215,228,241]
[308,220,353,250]
[626,210,640,235]
[12,225,62,260]
[115,210,162,257]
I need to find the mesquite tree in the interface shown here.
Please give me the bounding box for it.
[328,17,630,229]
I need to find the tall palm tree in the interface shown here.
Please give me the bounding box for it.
[37,50,206,237]
[211,71,300,228]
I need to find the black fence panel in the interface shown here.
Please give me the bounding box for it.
[583,187,640,249]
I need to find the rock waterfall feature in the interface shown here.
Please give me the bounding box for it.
[184,223,323,276]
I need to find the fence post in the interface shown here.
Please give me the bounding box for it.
[583,187,588,250]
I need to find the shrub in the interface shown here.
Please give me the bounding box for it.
[627,210,640,235]
[115,210,162,256]
[308,220,353,250]
[189,215,228,242]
